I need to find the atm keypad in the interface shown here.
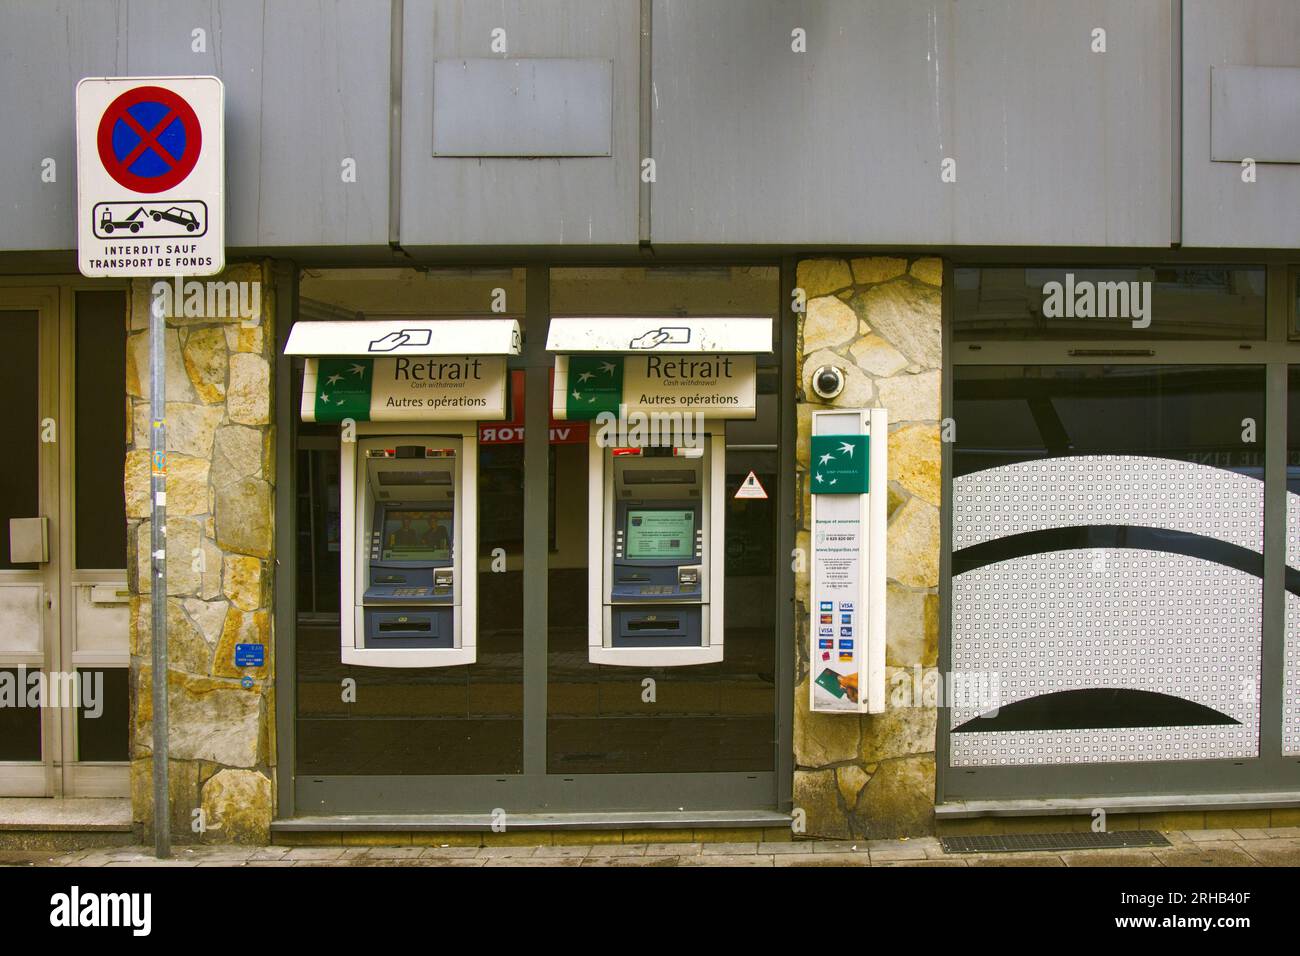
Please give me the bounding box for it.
[391,587,432,598]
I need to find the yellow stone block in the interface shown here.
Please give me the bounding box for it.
[341,832,412,846]
[551,830,625,846]
[409,832,483,847]
[1204,808,1270,830]
[1103,814,1144,831]
[1140,811,1206,832]
[274,832,342,846]
[694,828,766,843]
[1269,807,1300,827]
[481,830,554,846]
[620,828,696,844]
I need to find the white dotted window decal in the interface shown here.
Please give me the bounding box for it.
[954,455,1264,553]
[950,549,1261,767]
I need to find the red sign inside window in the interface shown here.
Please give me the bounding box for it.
[478,370,589,445]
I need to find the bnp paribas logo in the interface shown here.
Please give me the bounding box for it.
[1041,273,1152,329]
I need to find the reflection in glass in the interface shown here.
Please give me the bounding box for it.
[954,365,1265,479]
[953,267,1266,341]
[0,311,39,571]
[294,403,524,777]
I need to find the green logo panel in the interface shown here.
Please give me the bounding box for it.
[314,358,373,422]
[810,434,869,494]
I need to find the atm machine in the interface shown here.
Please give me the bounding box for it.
[340,429,476,666]
[589,433,726,666]
[547,315,772,667]
[286,317,520,668]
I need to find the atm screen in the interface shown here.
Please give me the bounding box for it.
[381,509,453,561]
[625,509,695,559]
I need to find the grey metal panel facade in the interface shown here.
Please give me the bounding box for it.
[0,0,123,251]
[3,0,1300,252]
[948,0,1170,247]
[432,58,614,157]
[1211,67,1300,163]
[257,0,390,247]
[650,0,1170,247]
[1183,0,1300,248]
[649,0,956,246]
[117,0,266,249]
[0,0,389,252]
[398,0,640,246]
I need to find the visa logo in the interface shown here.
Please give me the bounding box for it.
[819,626,834,637]
[839,602,854,611]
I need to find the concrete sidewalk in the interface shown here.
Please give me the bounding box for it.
[4,827,1299,867]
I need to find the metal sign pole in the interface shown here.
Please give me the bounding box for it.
[149,282,170,859]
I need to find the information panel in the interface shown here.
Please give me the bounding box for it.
[809,409,888,714]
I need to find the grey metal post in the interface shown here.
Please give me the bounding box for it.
[149,281,170,858]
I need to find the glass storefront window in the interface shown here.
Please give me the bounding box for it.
[949,364,1266,767]
[545,267,780,774]
[294,268,526,776]
[74,291,127,570]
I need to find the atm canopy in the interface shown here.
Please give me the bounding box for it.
[545,317,771,354]
[285,319,521,357]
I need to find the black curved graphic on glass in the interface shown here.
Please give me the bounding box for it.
[950,524,1300,595]
[952,688,1240,733]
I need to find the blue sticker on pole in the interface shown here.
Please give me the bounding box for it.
[234,643,265,668]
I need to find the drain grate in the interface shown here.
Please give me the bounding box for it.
[941,829,1171,854]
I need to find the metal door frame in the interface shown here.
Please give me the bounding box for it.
[0,286,60,796]
[0,278,130,798]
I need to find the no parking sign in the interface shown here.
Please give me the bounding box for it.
[76,76,223,277]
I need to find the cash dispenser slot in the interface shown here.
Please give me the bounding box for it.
[611,607,700,648]
[365,608,453,648]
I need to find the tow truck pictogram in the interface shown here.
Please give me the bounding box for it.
[99,206,147,234]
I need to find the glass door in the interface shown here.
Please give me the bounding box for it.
[943,263,1300,800]
[0,291,56,796]
[0,287,128,798]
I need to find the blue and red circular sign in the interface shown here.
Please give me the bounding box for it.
[96,86,202,193]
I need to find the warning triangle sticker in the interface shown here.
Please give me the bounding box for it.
[734,470,768,499]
